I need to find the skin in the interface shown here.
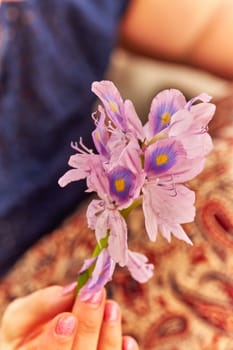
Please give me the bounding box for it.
[0,0,232,348]
[120,0,233,79]
[0,286,139,350]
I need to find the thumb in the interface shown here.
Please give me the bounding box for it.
[38,312,77,350]
[1,286,74,341]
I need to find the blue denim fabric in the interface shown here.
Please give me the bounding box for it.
[0,0,129,275]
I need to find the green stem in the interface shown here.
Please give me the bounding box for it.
[92,232,110,257]
[75,198,142,295]
[120,198,142,219]
[76,233,110,295]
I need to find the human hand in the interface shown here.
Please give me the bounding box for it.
[0,285,139,350]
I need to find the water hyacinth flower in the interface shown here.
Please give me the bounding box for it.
[59,80,215,300]
[72,248,154,301]
[92,80,144,141]
[78,249,116,301]
[145,88,187,138]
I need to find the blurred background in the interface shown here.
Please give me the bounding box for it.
[107,48,230,122]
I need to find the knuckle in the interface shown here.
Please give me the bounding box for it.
[78,317,100,335]
[104,335,121,349]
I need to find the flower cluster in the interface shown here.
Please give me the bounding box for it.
[59,80,215,300]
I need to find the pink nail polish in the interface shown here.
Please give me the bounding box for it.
[60,282,77,296]
[86,289,103,304]
[104,301,119,321]
[123,337,137,350]
[55,315,76,337]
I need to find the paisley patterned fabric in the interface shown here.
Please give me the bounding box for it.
[0,93,233,350]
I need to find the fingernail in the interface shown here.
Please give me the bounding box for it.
[123,336,137,350]
[60,282,77,296]
[104,301,119,322]
[86,289,103,305]
[55,315,76,337]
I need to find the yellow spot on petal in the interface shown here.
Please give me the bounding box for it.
[109,101,119,113]
[114,178,125,192]
[161,112,171,125]
[156,153,168,166]
[95,130,101,141]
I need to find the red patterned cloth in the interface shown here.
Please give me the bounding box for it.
[0,93,233,349]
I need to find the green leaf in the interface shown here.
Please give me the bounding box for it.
[76,270,90,295]
[75,232,110,296]
[120,198,142,218]
[92,232,109,257]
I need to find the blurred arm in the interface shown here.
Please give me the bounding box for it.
[120,0,233,79]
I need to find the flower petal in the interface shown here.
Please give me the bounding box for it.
[86,199,105,230]
[108,211,128,266]
[159,223,193,244]
[144,138,186,177]
[108,166,137,204]
[124,99,144,140]
[168,108,214,158]
[95,210,110,242]
[185,92,212,110]
[147,88,186,138]
[171,157,206,183]
[167,110,193,136]
[189,102,216,128]
[92,106,109,158]
[143,182,195,242]
[86,165,109,198]
[92,80,127,130]
[127,250,154,283]
[88,249,115,287]
[178,133,213,159]
[58,168,86,187]
[79,256,97,274]
[79,249,115,301]
[155,184,196,224]
[106,139,144,207]
[142,184,158,241]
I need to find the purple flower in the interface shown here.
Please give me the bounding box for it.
[92,106,110,158]
[142,139,197,243]
[58,141,105,193]
[79,249,116,301]
[58,80,215,293]
[85,141,144,266]
[58,139,143,208]
[167,106,215,159]
[142,138,197,243]
[144,89,215,159]
[92,80,144,141]
[92,80,126,130]
[144,138,186,176]
[78,248,154,301]
[87,200,128,266]
[142,181,194,243]
[146,89,186,138]
[144,137,205,182]
[108,167,137,203]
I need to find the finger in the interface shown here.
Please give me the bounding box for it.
[38,312,77,350]
[122,336,140,350]
[71,288,106,350]
[98,300,122,350]
[1,285,75,340]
